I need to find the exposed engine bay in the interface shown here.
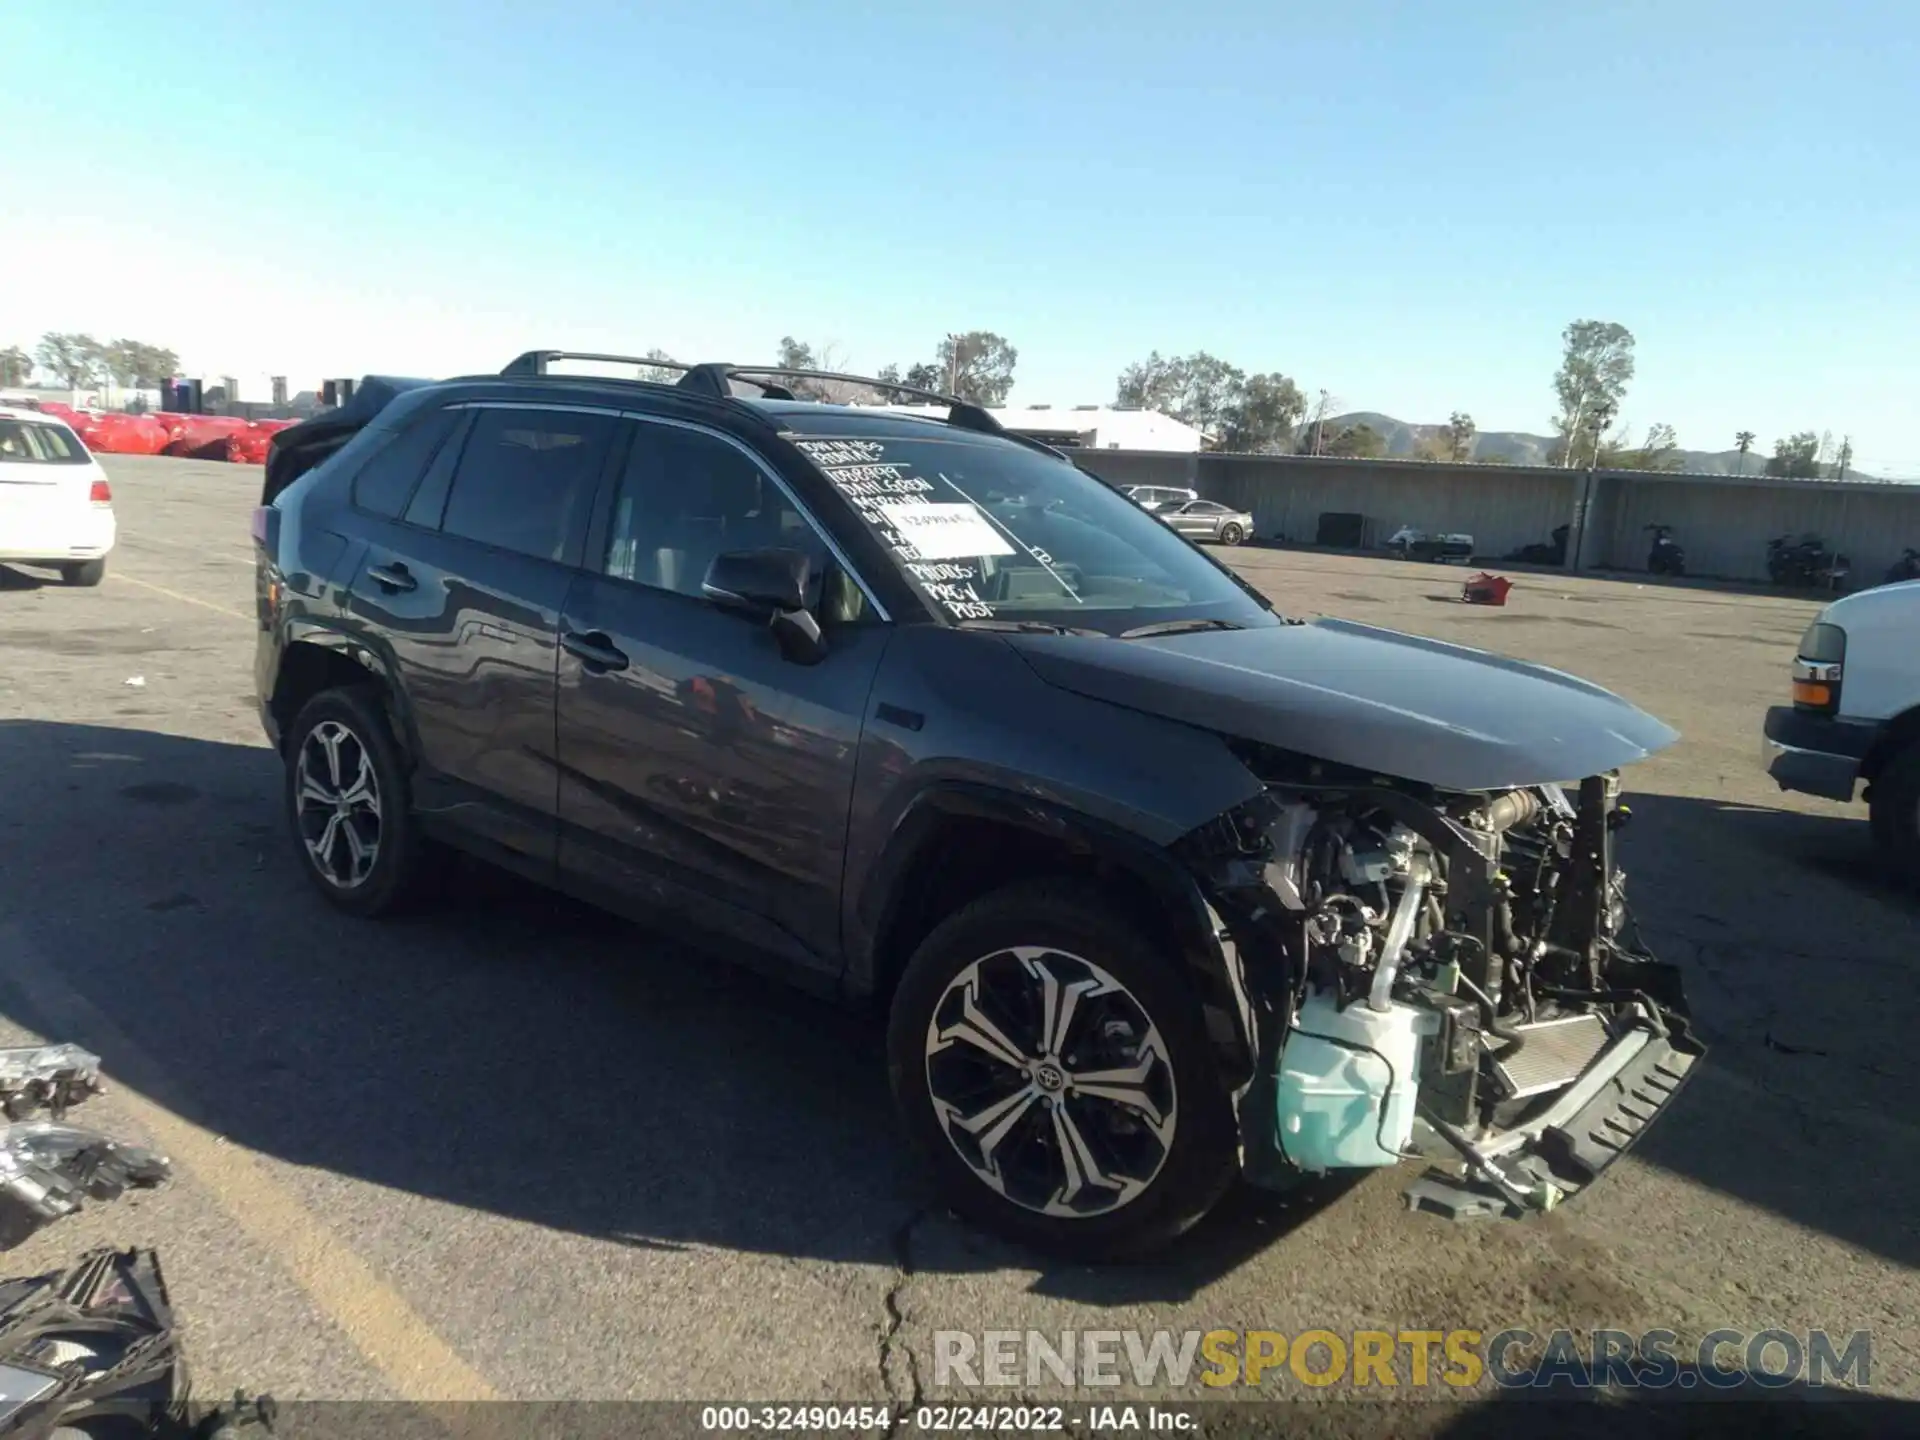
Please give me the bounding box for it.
[1183,750,1704,1219]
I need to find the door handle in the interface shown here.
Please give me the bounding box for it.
[367,562,416,593]
[561,629,629,673]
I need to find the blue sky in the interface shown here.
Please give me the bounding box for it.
[2,1,1915,473]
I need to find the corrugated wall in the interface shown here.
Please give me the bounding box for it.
[1200,459,1576,557]
[1068,449,1920,583]
[1604,474,1920,582]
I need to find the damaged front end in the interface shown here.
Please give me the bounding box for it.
[1177,746,1703,1220]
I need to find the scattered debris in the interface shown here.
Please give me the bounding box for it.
[124,676,146,688]
[1461,572,1514,606]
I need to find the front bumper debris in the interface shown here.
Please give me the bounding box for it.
[1404,1024,1702,1220]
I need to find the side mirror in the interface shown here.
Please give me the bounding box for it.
[702,547,824,665]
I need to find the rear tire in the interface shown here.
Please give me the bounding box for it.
[1869,741,1920,887]
[886,881,1237,1261]
[1219,523,1245,546]
[60,559,106,587]
[283,687,431,917]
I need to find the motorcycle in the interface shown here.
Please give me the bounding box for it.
[1767,533,1850,590]
[1506,523,1569,567]
[1645,524,1686,577]
[0,1045,270,1439]
[1883,547,1920,586]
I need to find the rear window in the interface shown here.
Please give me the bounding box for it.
[0,419,88,464]
[350,407,463,518]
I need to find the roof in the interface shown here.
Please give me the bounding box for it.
[742,398,1029,443]
[0,406,72,428]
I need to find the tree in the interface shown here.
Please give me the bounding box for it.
[1549,393,1626,469]
[1734,430,1756,474]
[103,339,179,388]
[1834,436,1853,481]
[902,362,943,393]
[0,346,31,386]
[1765,431,1822,479]
[1298,389,1339,455]
[1324,423,1386,459]
[1113,351,1304,449]
[1608,422,1683,472]
[1217,372,1307,452]
[35,332,105,389]
[634,347,679,385]
[1551,320,1636,467]
[771,336,862,401]
[1113,352,1187,414]
[1447,411,1476,462]
[932,331,1017,406]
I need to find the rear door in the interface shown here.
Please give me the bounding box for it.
[554,415,891,981]
[0,417,99,557]
[343,401,621,874]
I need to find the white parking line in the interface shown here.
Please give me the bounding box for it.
[111,572,251,621]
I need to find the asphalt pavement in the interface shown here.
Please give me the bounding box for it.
[0,455,1913,1426]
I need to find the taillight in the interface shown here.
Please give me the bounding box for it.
[89,479,112,505]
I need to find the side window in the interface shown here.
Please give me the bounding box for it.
[439,407,618,563]
[605,423,868,623]
[349,407,461,519]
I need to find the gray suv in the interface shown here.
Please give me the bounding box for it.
[253,353,1700,1259]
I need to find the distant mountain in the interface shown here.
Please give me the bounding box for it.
[1300,412,1832,478]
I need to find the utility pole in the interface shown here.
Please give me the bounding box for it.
[1837,435,1853,482]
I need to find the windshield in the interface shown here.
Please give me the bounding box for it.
[0,419,88,464]
[791,433,1277,634]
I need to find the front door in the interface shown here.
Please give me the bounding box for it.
[555,417,890,982]
[344,401,621,872]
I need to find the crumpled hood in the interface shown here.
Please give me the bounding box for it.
[1007,617,1679,792]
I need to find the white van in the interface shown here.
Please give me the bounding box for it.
[1762,579,1920,877]
[0,407,116,585]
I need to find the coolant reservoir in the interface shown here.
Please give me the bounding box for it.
[1275,991,1436,1171]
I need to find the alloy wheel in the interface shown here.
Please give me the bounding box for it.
[294,719,383,889]
[924,947,1178,1219]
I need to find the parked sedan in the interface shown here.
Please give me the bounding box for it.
[1160,499,1254,545]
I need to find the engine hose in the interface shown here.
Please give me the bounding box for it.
[1481,789,1541,834]
[1532,983,1671,1039]
[1415,1107,1535,1212]
[1455,964,1527,1051]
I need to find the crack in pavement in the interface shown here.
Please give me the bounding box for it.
[878,1209,928,1432]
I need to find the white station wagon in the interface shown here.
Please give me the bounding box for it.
[0,407,116,586]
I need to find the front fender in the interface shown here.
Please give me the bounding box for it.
[848,779,1260,1086]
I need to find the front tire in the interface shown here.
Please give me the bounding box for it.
[886,881,1237,1260]
[283,687,430,917]
[1869,741,1920,887]
[1219,523,1245,546]
[60,558,106,587]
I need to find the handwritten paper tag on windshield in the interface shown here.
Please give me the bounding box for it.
[880,503,1015,561]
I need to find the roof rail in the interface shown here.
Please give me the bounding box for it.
[683,364,1007,438]
[500,350,689,380]
[496,352,1021,444]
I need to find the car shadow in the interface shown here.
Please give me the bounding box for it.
[1606,791,1919,1271]
[0,719,1351,1305]
[0,721,1912,1294]
[1428,1366,1917,1440]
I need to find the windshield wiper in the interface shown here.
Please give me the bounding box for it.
[1118,617,1248,639]
[954,618,1100,636]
